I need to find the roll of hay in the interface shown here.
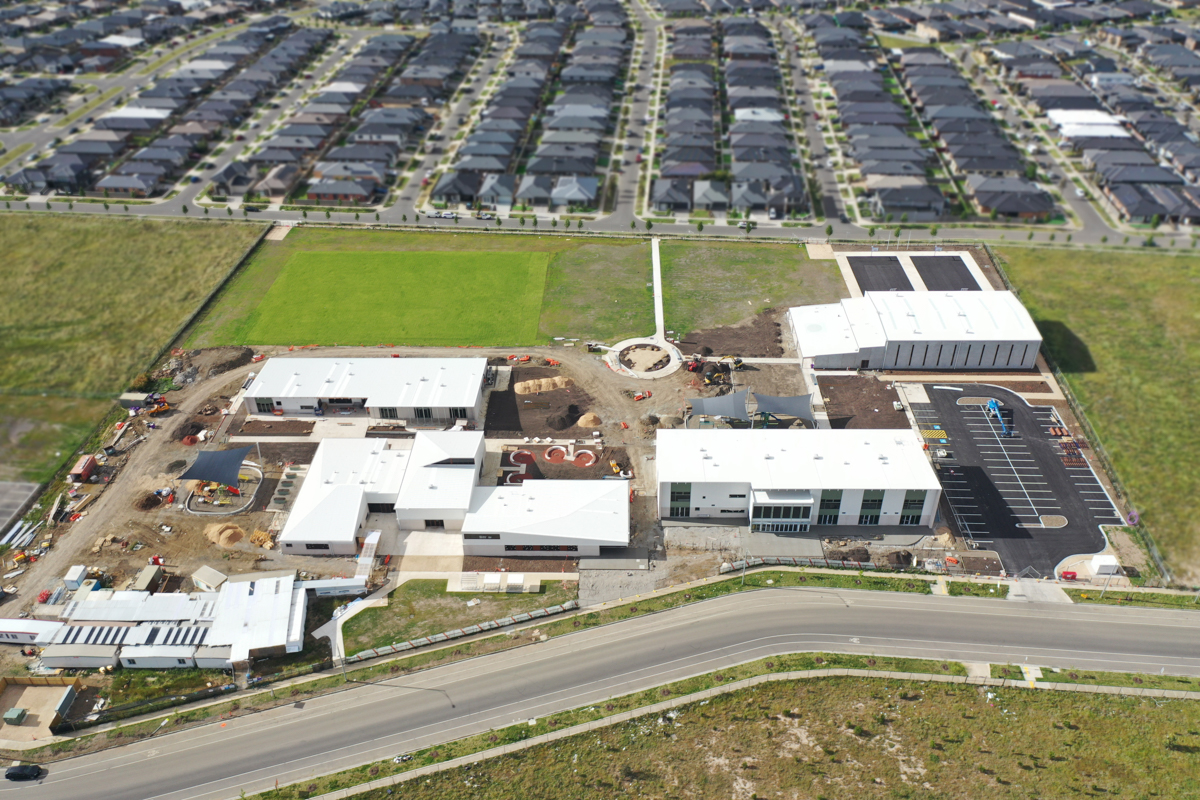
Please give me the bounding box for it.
[514,376,575,395]
[577,412,602,427]
[205,523,245,548]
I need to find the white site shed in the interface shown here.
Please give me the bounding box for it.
[243,357,487,423]
[789,291,1042,370]
[656,429,941,530]
[0,618,65,645]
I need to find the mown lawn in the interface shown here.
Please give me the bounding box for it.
[0,216,265,396]
[240,250,549,346]
[342,678,1200,800]
[341,579,578,656]
[1065,587,1200,610]
[659,240,846,335]
[184,230,655,348]
[997,246,1200,580]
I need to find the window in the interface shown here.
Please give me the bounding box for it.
[378,407,399,419]
[177,658,187,665]
[126,659,136,665]
[752,522,806,533]
[899,514,921,526]
[752,506,811,520]
[450,407,468,420]
[860,491,885,511]
[719,509,745,514]
[256,400,273,413]
[300,405,314,410]
[819,490,842,513]
[284,543,293,548]
[327,398,353,405]
[305,543,330,550]
[425,520,445,529]
[858,514,881,526]
[669,483,692,503]
[817,513,838,525]
[504,545,579,551]
[464,533,500,540]
[728,493,746,499]
[671,507,690,518]
[415,408,433,420]
[903,490,927,511]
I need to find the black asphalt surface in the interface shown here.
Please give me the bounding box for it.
[916,385,1113,577]
[847,255,913,292]
[911,255,981,291]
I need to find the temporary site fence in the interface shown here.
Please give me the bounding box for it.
[345,600,580,664]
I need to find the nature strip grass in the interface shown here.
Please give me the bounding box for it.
[947,581,1009,599]
[243,653,968,800]
[53,86,122,129]
[1064,588,1200,610]
[0,142,33,170]
[991,663,1200,693]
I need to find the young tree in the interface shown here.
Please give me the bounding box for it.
[520,216,526,226]
[696,222,704,232]
[630,220,636,229]
[930,226,938,236]
[45,202,51,210]
[551,218,558,227]
[355,212,360,220]
[868,227,875,237]
[227,207,233,216]
[204,207,209,216]
[67,201,73,210]
[646,220,653,230]
[577,219,584,229]
[375,212,380,221]
[894,227,900,238]
[900,213,908,223]
[302,209,308,218]
[402,214,407,222]
[181,203,188,214]
[531,216,537,227]
[495,217,502,226]
[824,224,832,235]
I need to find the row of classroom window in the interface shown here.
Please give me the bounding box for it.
[670,487,928,514]
[255,400,469,419]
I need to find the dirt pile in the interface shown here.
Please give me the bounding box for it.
[514,376,574,394]
[205,523,245,548]
[577,412,602,428]
[206,346,255,378]
[135,493,162,511]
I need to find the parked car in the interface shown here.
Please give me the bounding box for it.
[477,213,494,220]
[5,765,41,781]
[1074,188,1086,198]
[768,207,778,220]
[737,221,749,228]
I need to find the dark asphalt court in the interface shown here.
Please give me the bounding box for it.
[914,385,1114,576]
[847,255,913,292]
[911,255,980,291]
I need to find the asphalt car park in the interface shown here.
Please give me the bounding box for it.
[847,255,914,293]
[913,385,1116,577]
[910,255,981,292]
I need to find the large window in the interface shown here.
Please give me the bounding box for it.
[450,407,468,420]
[903,490,927,512]
[818,490,842,525]
[256,400,273,413]
[425,520,445,529]
[304,543,330,550]
[899,514,921,526]
[669,483,692,503]
[752,522,807,533]
[378,407,399,419]
[752,505,811,520]
[415,408,433,420]
[858,490,884,526]
[504,545,578,552]
[464,533,500,540]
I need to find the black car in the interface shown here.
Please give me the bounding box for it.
[5,765,42,781]
[838,213,849,224]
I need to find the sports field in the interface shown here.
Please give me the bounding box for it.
[239,250,549,346]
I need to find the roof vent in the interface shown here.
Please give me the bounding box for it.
[764,453,773,460]
[813,453,823,460]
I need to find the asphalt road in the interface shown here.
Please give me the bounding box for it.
[6,590,1199,800]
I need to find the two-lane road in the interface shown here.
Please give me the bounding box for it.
[8,590,1199,800]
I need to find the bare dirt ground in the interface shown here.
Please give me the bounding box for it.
[236,419,315,436]
[817,376,909,430]
[485,366,597,438]
[675,309,787,358]
[462,556,580,573]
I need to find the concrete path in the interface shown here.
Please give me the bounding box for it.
[650,236,665,340]
[1008,580,1073,604]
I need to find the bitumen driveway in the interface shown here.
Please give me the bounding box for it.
[5,589,1200,800]
[914,385,1115,577]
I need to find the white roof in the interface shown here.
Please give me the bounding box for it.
[102,107,171,120]
[63,590,218,623]
[396,431,482,512]
[0,618,64,642]
[246,357,486,410]
[191,565,228,589]
[206,573,304,662]
[99,34,144,47]
[656,429,941,491]
[1058,124,1131,140]
[867,291,1042,343]
[323,81,366,94]
[280,439,409,545]
[177,57,236,72]
[735,108,785,122]
[463,480,631,546]
[1047,109,1121,127]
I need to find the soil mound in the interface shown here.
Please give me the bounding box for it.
[514,376,574,395]
[659,416,684,428]
[135,493,162,511]
[175,420,204,440]
[577,412,602,428]
[205,523,245,548]
[545,414,571,431]
[207,347,255,377]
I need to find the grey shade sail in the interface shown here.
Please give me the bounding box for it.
[179,447,254,488]
[687,390,750,421]
[752,393,814,421]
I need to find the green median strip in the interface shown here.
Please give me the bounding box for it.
[1065,588,1200,610]
[54,87,122,129]
[245,653,967,800]
[0,142,33,170]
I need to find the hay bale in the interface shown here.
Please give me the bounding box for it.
[514,376,575,395]
[577,412,602,428]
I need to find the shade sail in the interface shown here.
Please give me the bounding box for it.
[687,390,750,421]
[752,393,814,421]
[179,447,254,488]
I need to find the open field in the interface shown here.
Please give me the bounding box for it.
[183,230,655,348]
[241,250,549,346]
[0,395,114,482]
[997,246,1200,580]
[341,579,577,655]
[334,676,1200,800]
[659,240,847,336]
[0,216,265,396]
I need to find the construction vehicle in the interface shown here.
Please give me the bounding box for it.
[610,460,621,474]
[146,401,170,415]
[719,356,747,370]
[545,358,561,367]
[686,355,704,372]
[704,371,728,386]
[987,399,1014,437]
[634,390,652,401]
